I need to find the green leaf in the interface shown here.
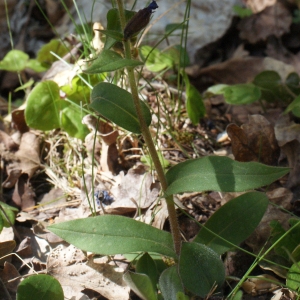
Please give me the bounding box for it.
[48,215,176,257]
[159,265,185,300]
[0,202,19,230]
[90,82,152,134]
[84,49,143,74]
[165,156,290,195]
[165,23,187,34]
[193,192,268,254]
[285,94,300,118]
[233,5,253,18]
[223,84,261,105]
[37,39,70,68]
[136,253,160,291]
[16,274,64,300]
[61,104,89,140]
[184,74,205,124]
[179,242,225,297]
[105,9,135,49]
[140,46,173,72]
[269,218,300,261]
[287,262,300,290]
[124,271,158,300]
[252,71,283,102]
[99,29,124,41]
[0,50,29,71]
[25,80,89,139]
[25,81,64,130]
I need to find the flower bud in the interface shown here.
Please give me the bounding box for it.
[124,1,158,40]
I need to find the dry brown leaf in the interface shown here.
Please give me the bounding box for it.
[227,115,280,165]
[11,109,29,133]
[187,57,264,87]
[275,115,300,188]
[0,261,20,293]
[238,2,292,43]
[106,166,159,214]
[244,0,277,13]
[47,245,129,300]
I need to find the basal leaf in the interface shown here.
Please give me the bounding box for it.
[223,84,261,105]
[48,215,176,257]
[179,242,225,297]
[165,156,289,195]
[90,82,151,133]
[123,271,158,300]
[0,50,29,72]
[159,265,185,300]
[25,81,63,130]
[17,274,64,300]
[193,192,268,254]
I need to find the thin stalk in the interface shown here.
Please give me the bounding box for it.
[116,0,181,255]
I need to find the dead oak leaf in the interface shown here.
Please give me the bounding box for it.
[227,114,280,165]
[238,2,292,43]
[47,245,129,300]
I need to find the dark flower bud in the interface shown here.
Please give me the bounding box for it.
[124,1,158,40]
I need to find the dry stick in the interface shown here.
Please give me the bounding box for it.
[116,0,182,255]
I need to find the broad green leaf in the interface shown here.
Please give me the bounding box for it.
[0,202,18,229]
[205,84,228,96]
[159,265,185,300]
[124,271,158,300]
[285,72,300,90]
[223,84,261,105]
[17,274,64,300]
[84,49,143,74]
[25,81,62,130]
[184,74,205,124]
[287,262,300,290]
[179,242,225,297]
[90,82,152,133]
[270,218,300,261]
[25,80,89,139]
[252,71,286,102]
[140,46,173,72]
[193,192,268,254]
[0,50,29,71]
[165,156,289,195]
[285,94,300,118]
[253,71,281,90]
[37,39,70,68]
[136,253,160,291]
[48,215,176,257]
[61,104,89,140]
[26,59,47,72]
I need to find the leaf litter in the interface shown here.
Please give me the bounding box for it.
[1,0,300,299]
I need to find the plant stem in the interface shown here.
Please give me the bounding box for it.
[116,0,181,255]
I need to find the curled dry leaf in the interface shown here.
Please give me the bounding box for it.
[275,114,300,188]
[227,114,280,165]
[238,2,292,43]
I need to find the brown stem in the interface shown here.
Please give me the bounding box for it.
[116,0,181,255]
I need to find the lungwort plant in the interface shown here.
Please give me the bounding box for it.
[42,1,291,298]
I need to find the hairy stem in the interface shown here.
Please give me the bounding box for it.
[116,0,181,255]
